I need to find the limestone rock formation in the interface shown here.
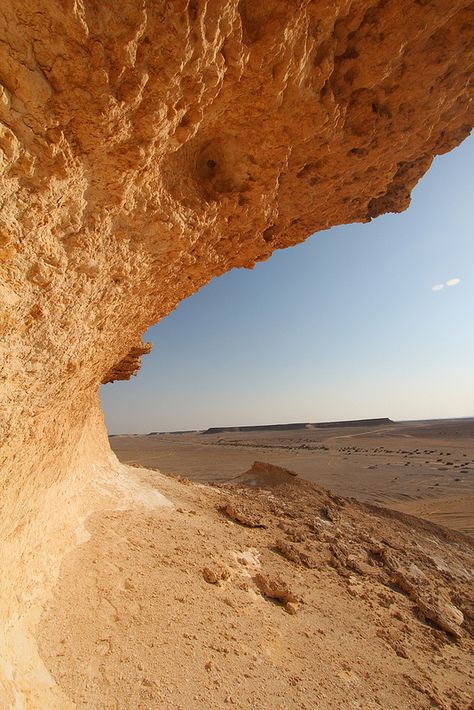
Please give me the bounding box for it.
[101,340,152,384]
[0,0,473,705]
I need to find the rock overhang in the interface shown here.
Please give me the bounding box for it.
[0,0,473,701]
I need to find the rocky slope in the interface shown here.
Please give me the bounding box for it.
[0,0,473,705]
[38,463,474,708]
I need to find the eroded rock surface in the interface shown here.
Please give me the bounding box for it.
[0,0,473,705]
[101,340,152,384]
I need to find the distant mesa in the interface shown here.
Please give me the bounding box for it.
[201,418,393,435]
[147,429,199,436]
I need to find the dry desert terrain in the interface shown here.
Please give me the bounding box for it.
[2,0,474,705]
[33,419,474,708]
[38,459,474,709]
[111,418,474,538]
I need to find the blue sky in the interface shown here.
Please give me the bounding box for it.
[101,134,473,433]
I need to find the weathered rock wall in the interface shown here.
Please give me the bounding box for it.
[0,0,473,703]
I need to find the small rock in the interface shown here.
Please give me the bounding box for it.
[394,643,409,659]
[442,601,464,627]
[202,565,230,585]
[203,567,219,584]
[275,539,318,568]
[254,572,297,605]
[220,501,266,528]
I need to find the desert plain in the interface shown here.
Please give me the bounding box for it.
[111,417,474,538]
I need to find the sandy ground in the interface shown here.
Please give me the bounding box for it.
[110,419,474,537]
[38,463,474,709]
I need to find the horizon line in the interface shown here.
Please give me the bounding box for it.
[107,413,474,437]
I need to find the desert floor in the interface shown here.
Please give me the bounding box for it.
[38,462,474,709]
[110,418,474,537]
[33,420,474,709]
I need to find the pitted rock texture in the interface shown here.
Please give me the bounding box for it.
[0,0,473,705]
[101,340,152,384]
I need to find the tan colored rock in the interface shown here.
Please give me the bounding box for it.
[202,565,231,585]
[414,595,464,640]
[254,572,297,606]
[378,549,464,639]
[0,0,473,703]
[203,567,220,584]
[220,501,266,528]
[275,539,303,565]
[229,461,299,487]
[101,341,152,384]
[275,539,319,569]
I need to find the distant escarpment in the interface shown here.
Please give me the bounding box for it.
[0,0,473,704]
[202,418,394,435]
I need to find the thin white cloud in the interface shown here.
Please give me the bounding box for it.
[432,284,444,292]
[446,277,461,287]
